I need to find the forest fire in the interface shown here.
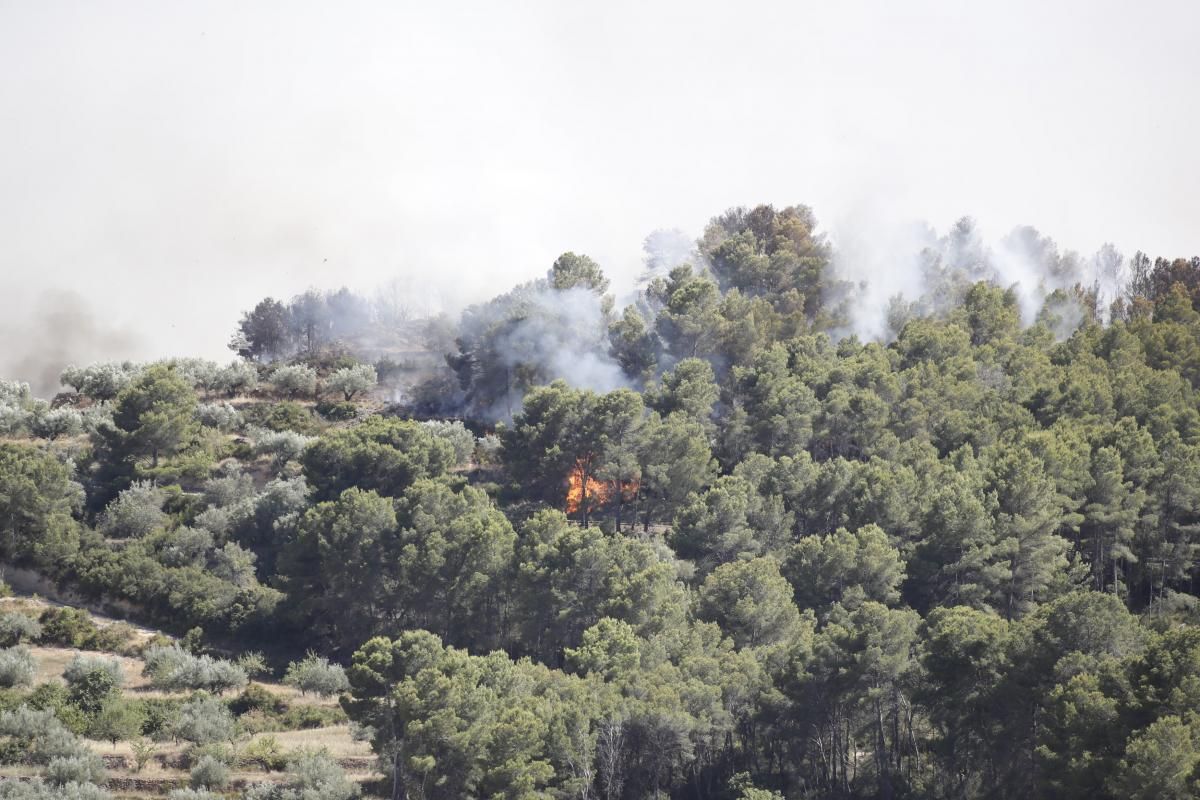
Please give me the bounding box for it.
[565,460,639,515]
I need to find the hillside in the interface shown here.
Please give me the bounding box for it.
[3,205,1200,799]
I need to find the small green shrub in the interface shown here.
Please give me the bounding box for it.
[0,646,35,688]
[315,400,359,421]
[38,608,100,649]
[190,754,230,789]
[0,611,42,646]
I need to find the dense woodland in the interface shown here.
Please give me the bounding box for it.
[5,204,1200,798]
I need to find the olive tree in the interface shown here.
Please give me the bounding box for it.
[283,653,349,697]
[325,364,377,401]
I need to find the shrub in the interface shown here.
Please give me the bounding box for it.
[230,684,286,717]
[90,623,136,655]
[189,754,230,789]
[88,697,144,747]
[100,481,168,539]
[234,652,269,680]
[325,364,377,401]
[241,734,288,771]
[269,365,318,399]
[63,655,123,714]
[38,608,100,649]
[0,646,35,688]
[142,646,248,694]
[167,790,222,800]
[31,407,83,440]
[242,401,319,434]
[63,655,124,689]
[254,429,316,468]
[421,420,476,465]
[0,706,99,772]
[211,361,259,397]
[0,611,42,646]
[23,683,88,735]
[195,402,243,432]
[0,779,112,799]
[45,753,107,785]
[130,737,157,772]
[283,653,348,698]
[280,703,345,731]
[172,694,236,745]
[243,750,360,799]
[315,400,358,421]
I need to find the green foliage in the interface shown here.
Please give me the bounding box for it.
[0,443,84,566]
[0,646,35,688]
[325,363,377,401]
[172,693,236,745]
[301,416,453,501]
[283,653,348,697]
[314,400,358,421]
[88,697,144,747]
[189,753,231,789]
[241,400,320,434]
[242,750,360,799]
[104,363,200,468]
[38,607,100,649]
[142,645,247,693]
[0,780,111,799]
[0,611,41,646]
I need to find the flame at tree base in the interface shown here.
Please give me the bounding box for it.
[565,459,639,515]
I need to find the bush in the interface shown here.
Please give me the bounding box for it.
[283,653,348,698]
[63,655,124,689]
[241,734,288,771]
[421,420,476,465]
[195,402,243,432]
[63,655,123,714]
[0,705,99,768]
[167,790,222,800]
[254,429,316,468]
[270,365,318,399]
[142,645,248,693]
[88,697,144,747]
[90,623,136,655]
[211,361,259,397]
[60,362,139,402]
[242,401,319,434]
[243,750,359,799]
[229,684,286,717]
[280,703,345,731]
[0,779,112,799]
[172,694,236,745]
[0,611,42,646]
[190,754,230,789]
[315,400,358,421]
[31,407,83,440]
[45,753,107,786]
[325,364,377,401]
[38,608,101,649]
[23,683,88,735]
[0,646,35,688]
[474,433,502,467]
[234,652,269,680]
[100,481,169,539]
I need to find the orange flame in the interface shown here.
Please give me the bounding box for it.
[566,460,640,515]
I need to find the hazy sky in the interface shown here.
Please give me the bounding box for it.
[2,1,1198,389]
